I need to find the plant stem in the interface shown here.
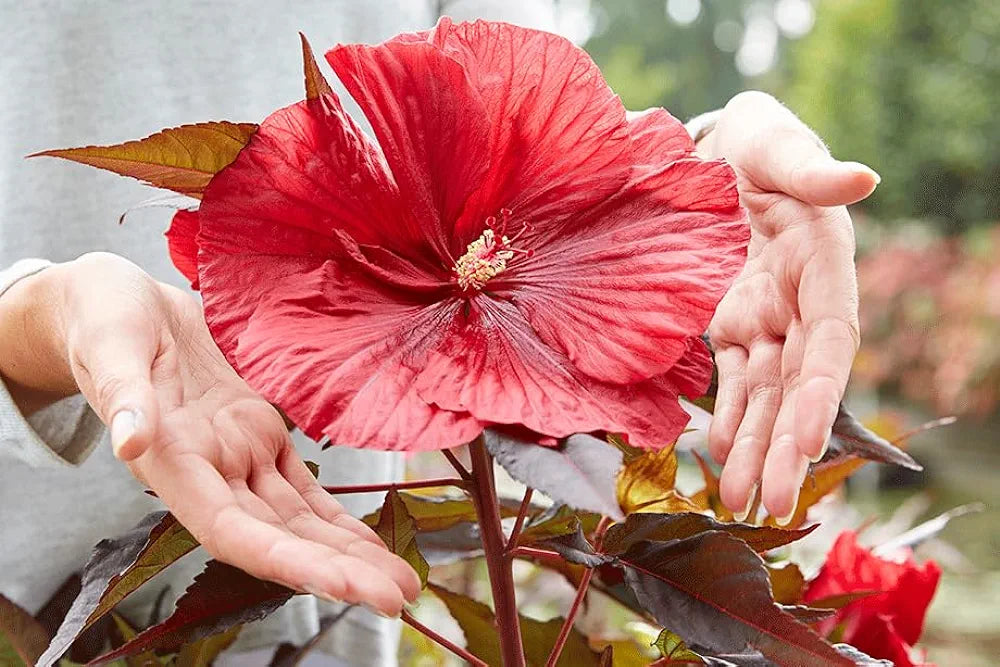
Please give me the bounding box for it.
[323,477,466,494]
[402,611,488,667]
[508,546,564,564]
[441,448,472,480]
[506,487,534,549]
[544,517,612,667]
[468,435,526,667]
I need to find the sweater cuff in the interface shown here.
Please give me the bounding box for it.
[0,259,106,467]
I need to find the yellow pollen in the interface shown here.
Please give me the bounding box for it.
[454,228,514,291]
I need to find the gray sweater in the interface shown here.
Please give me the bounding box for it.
[0,1,559,664]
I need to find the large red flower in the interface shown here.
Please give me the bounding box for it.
[804,531,941,667]
[167,19,748,451]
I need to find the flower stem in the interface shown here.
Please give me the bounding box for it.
[468,435,526,667]
[544,517,612,667]
[506,487,534,549]
[508,546,564,564]
[323,477,466,494]
[441,447,472,480]
[402,611,487,667]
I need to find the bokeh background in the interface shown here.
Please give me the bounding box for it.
[403,1,999,664]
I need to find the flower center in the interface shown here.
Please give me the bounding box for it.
[454,209,532,291]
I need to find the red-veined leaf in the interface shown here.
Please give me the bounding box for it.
[372,489,430,587]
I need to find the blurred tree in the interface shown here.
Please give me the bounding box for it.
[785,0,1000,231]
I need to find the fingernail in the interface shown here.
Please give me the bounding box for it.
[733,482,758,522]
[843,161,881,185]
[304,585,339,604]
[776,500,799,527]
[361,603,401,620]
[810,426,833,463]
[110,410,139,457]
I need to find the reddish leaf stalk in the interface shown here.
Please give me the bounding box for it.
[323,477,466,494]
[468,435,527,667]
[441,448,472,480]
[402,611,488,667]
[545,516,612,667]
[508,546,565,564]
[506,487,535,549]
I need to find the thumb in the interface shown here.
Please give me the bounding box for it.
[74,329,161,461]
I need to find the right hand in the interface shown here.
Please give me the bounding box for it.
[0,252,420,616]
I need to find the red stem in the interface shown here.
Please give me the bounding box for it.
[468,435,526,667]
[441,448,472,480]
[323,477,465,494]
[402,611,488,667]
[544,517,612,667]
[508,546,564,564]
[506,487,534,549]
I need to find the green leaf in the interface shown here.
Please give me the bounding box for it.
[362,492,481,533]
[688,451,732,521]
[108,613,167,667]
[653,629,704,664]
[0,593,50,666]
[373,489,430,587]
[485,430,624,520]
[602,512,817,556]
[618,533,851,666]
[429,584,600,667]
[38,512,198,667]
[87,561,294,665]
[767,562,806,605]
[519,505,601,544]
[298,33,334,100]
[174,625,242,667]
[32,122,257,199]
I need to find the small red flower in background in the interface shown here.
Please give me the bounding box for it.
[804,531,942,667]
[168,18,748,451]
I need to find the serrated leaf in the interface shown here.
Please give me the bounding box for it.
[299,33,334,100]
[32,122,257,198]
[537,524,612,568]
[429,584,600,666]
[602,513,817,556]
[688,452,732,521]
[519,505,602,545]
[819,405,921,470]
[617,444,701,515]
[373,489,430,587]
[619,533,851,666]
[485,430,624,520]
[415,522,484,565]
[0,593,50,666]
[362,492,481,533]
[767,562,806,605]
[763,458,866,529]
[38,512,199,667]
[653,629,704,664]
[779,604,837,624]
[872,502,983,557]
[268,609,352,667]
[805,590,882,611]
[108,613,166,667]
[88,561,294,665]
[174,625,242,667]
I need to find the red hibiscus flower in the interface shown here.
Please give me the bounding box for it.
[167,19,748,451]
[804,531,942,667]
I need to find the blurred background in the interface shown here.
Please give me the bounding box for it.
[405,0,998,664]
[593,0,1000,662]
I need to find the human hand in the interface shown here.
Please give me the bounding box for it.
[1,253,420,615]
[698,92,878,523]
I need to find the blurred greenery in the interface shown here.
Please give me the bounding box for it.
[584,0,1000,231]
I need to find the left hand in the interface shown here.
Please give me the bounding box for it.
[698,91,878,523]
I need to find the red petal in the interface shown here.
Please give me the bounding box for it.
[165,209,200,289]
[200,251,482,450]
[326,39,491,261]
[416,295,696,448]
[196,95,429,265]
[426,19,632,249]
[502,159,746,384]
[628,107,696,167]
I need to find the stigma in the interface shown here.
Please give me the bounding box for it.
[454,209,532,291]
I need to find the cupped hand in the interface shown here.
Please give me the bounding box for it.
[699,92,877,523]
[54,253,420,615]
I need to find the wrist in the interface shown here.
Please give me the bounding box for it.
[0,263,76,410]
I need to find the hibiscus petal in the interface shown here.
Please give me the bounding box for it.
[501,160,747,384]
[627,107,696,167]
[415,295,698,448]
[165,208,200,289]
[199,251,482,450]
[426,19,633,248]
[326,39,491,262]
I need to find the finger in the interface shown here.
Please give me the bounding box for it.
[73,323,161,461]
[145,452,408,616]
[795,233,860,460]
[719,340,783,516]
[278,450,384,547]
[708,345,749,465]
[761,387,809,522]
[251,468,421,602]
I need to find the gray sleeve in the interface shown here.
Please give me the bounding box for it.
[0,259,106,467]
